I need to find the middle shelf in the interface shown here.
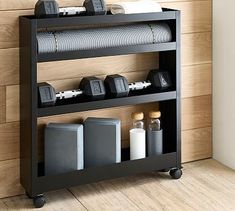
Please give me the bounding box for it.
[38,90,176,117]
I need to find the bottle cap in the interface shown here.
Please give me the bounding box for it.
[149,111,161,119]
[131,112,144,121]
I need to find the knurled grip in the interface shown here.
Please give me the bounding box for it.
[56,90,83,100]
[59,7,86,16]
[129,81,151,91]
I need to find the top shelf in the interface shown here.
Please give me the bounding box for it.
[20,8,179,62]
[22,8,178,29]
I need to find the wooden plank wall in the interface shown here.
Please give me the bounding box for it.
[0,0,212,198]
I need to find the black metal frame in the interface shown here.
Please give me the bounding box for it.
[20,8,181,197]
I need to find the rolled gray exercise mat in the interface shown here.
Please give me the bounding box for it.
[37,23,172,54]
[37,32,57,53]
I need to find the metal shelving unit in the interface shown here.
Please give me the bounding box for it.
[20,8,181,208]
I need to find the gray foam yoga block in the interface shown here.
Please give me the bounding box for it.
[45,123,84,175]
[84,117,121,168]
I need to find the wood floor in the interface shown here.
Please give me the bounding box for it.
[0,159,234,211]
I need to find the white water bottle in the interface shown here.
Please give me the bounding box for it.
[130,112,146,160]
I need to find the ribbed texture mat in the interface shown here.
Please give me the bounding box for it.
[37,23,172,54]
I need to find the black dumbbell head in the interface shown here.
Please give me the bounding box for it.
[38,82,56,107]
[104,74,129,98]
[79,77,106,100]
[83,0,107,15]
[35,0,60,18]
[147,69,172,90]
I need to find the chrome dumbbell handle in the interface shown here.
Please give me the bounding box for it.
[56,89,83,100]
[59,7,86,16]
[129,81,152,91]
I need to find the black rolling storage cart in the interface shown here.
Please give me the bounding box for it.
[20,8,181,208]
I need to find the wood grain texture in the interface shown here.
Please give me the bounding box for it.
[0,201,7,211]
[6,85,19,122]
[0,10,31,49]
[106,176,195,211]
[6,85,19,123]
[0,86,5,123]
[0,122,19,161]
[0,159,23,198]
[153,159,235,211]
[161,0,212,33]
[2,189,86,210]
[0,48,19,86]
[182,127,212,162]
[67,159,235,211]
[38,53,158,82]
[182,32,212,66]
[70,182,141,211]
[182,63,212,98]
[182,95,212,130]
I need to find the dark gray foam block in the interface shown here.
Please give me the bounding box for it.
[45,123,84,175]
[84,117,121,168]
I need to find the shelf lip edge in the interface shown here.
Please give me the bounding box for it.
[33,152,177,195]
[32,10,177,28]
[37,91,177,117]
[38,42,177,62]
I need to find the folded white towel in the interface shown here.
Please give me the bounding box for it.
[111,0,162,15]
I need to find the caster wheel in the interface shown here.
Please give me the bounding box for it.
[33,195,46,208]
[169,168,182,179]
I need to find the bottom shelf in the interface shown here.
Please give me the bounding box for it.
[34,151,177,195]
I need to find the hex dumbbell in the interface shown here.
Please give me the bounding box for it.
[104,70,172,98]
[35,0,107,18]
[38,76,106,107]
